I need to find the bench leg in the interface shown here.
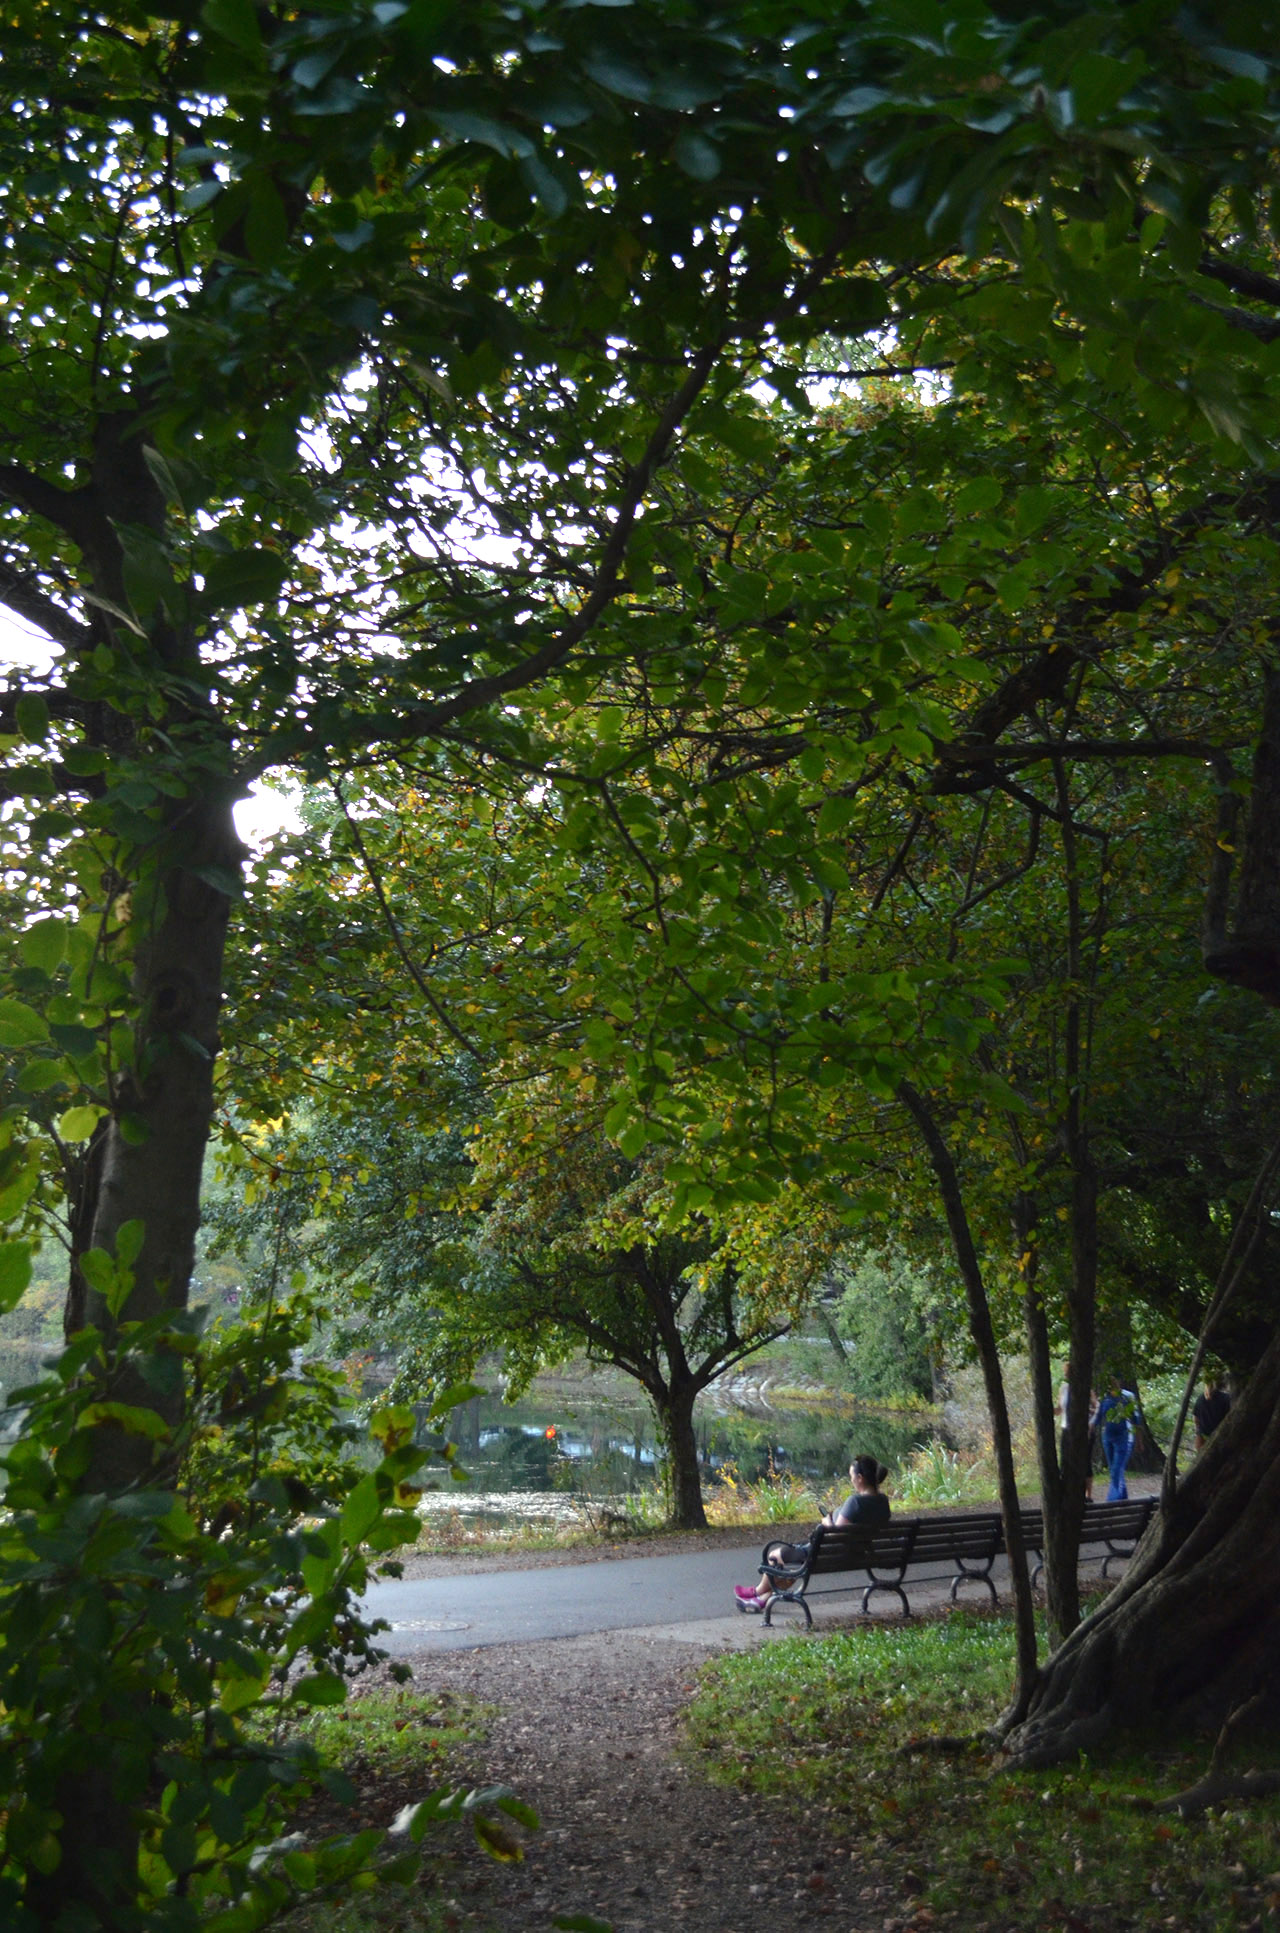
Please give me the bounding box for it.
[950,1564,998,1606]
[861,1580,910,1617]
[763,1593,812,1629]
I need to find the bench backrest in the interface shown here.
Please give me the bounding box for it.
[1078,1497,1156,1542]
[1014,1508,1045,1549]
[906,1513,1003,1565]
[780,1498,1156,1581]
[1008,1498,1153,1554]
[806,1522,918,1574]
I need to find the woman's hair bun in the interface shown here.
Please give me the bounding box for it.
[853,1454,889,1486]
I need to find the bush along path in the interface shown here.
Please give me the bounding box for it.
[314,1606,1280,1933]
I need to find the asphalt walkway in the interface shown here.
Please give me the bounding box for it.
[361,1539,1008,1654]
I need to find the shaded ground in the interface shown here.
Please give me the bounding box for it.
[354,1621,918,1933]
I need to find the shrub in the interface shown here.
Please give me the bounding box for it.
[0,1280,518,1929]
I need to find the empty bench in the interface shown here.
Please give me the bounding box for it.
[1014,1496,1157,1589]
[757,1496,1157,1627]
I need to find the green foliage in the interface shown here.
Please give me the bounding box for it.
[211,1074,836,1526]
[891,1435,1036,1510]
[3,0,1280,1873]
[684,1612,1280,1931]
[832,1248,939,1402]
[704,1463,826,1527]
[0,1305,458,1930]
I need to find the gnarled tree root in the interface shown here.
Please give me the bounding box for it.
[1149,1769,1280,1818]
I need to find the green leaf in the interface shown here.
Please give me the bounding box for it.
[141,444,182,512]
[117,523,176,620]
[430,110,534,159]
[116,1219,146,1268]
[15,1059,67,1093]
[0,1241,32,1313]
[78,1248,116,1296]
[496,1794,540,1830]
[199,547,290,612]
[245,177,289,266]
[49,1021,99,1058]
[189,864,246,897]
[672,130,720,181]
[291,1671,347,1707]
[518,153,569,218]
[57,1105,107,1143]
[953,477,1002,516]
[201,0,263,54]
[339,1472,384,1546]
[428,1380,485,1418]
[20,918,67,973]
[1203,43,1268,83]
[80,1401,170,1439]
[15,692,50,743]
[0,999,50,1047]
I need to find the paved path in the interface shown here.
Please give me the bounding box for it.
[361,1541,986,1654]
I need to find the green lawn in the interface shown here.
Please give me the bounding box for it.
[683,1609,1280,1931]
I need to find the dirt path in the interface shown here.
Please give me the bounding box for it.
[393,1624,910,1933]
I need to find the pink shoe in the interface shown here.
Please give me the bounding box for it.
[734,1585,763,1612]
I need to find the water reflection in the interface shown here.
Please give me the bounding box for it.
[439,1388,934,1500]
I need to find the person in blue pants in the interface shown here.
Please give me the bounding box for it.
[1094,1379,1140,1501]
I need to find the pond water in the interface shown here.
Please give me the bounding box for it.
[431,1383,937,1523]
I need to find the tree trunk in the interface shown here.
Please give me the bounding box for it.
[24,786,243,1928]
[1003,1319,1280,1766]
[81,785,242,1490]
[656,1378,707,1530]
[897,1082,1039,1721]
[1041,755,1096,1640]
[1204,663,1280,1003]
[815,1304,850,1365]
[1021,1244,1083,1646]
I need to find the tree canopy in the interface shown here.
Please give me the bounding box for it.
[6,0,1280,1919]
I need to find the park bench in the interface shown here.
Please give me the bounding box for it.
[757,1496,1157,1628]
[1014,1496,1157,1590]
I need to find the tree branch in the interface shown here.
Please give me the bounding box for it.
[0,462,100,554]
[328,774,484,1064]
[0,562,94,652]
[264,338,731,775]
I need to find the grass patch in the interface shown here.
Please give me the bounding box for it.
[282,1686,489,1776]
[280,1897,449,1933]
[683,1609,1280,1930]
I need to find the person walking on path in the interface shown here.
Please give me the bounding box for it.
[1193,1377,1230,1451]
[733,1455,890,1612]
[1094,1378,1140,1501]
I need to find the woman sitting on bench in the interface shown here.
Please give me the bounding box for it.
[733,1455,890,1613]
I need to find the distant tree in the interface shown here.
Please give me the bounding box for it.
[832,1248,938,1405]
[233,1079,834,1530]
